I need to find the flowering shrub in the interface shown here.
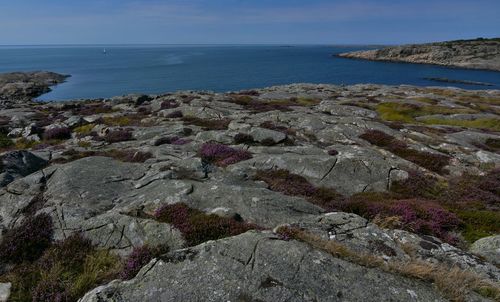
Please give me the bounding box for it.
[344,194,460,244]
[360,130,450,174]
[171,138,191,145]
[154,136,191,146]
[71,103,114,115]
[160,100,180,109]
[0,213,53,264]
[120,246,154,280]
[328,149,339,156]
[254,169,343,210]
[39,234,93,270]
[32,279,70,302]
[103,129,133,143]
[359,129,398,148]
[52,149,152,164]
[199,143,252,167]
[259,121,296,135]
[43,127,72,140]
[2,233,122,302]
[165,110,183,118]
[234,133,255,144]
[390,170,444,200]
[182,116,230,130]
[154,203,257,246]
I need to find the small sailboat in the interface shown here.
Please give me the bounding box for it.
[103,48,107,54]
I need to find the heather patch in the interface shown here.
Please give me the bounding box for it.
[42,127,71,140]
[254,169,343,210]
[226,95,320,112]
[102,129,133,143]
[120,246,154,280]
[165,110,183,118]
[199,143,252,167]
[0,234,122,302]
[182,116,230,130]
[154,203,257,246]
[160,100,180,109]
[0,213,53,264]
[360,130,450,173]
[345,195,461,244]
[53,148,153,164]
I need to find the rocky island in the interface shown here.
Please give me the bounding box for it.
[0,72,499,301]
[338,38,500,71]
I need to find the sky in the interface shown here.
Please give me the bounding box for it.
[0,0,499,45]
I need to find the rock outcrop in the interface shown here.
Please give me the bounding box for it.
[0,72,499,301]
[0,71,68,106]
[338,38,500,71]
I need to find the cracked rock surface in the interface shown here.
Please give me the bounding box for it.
[0,72,499,301]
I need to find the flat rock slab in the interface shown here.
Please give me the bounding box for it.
[80,232,446,302]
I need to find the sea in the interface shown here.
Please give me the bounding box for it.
[0,45,499,101]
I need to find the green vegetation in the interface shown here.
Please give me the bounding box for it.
[456,210,500,243]
[73,124,95,136]
[0,230,122,302]
[421,117,500,132]
[376,102,477,123]
[0,132,14,149]
[182,116,231,130]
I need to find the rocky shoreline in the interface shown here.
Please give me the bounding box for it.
[338,38,500,72]
[0,72,499,301]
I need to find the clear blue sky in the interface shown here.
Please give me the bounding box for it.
[1,0,499,45]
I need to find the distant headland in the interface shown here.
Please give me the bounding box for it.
[338,38,500,71]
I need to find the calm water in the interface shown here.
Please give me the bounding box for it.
[0,45,499,101]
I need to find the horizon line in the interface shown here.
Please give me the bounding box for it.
[0,43,392,47]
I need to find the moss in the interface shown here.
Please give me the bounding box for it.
[14,138,41,150]
[376,103,417,122]
[102,116,132,127]
[0,132,14,149]
[376,102,478,124]
[73,124,95,135]
[455,210,500,243]
[421,117,500,131]
[294,97,321,106]
[77,141,92,148]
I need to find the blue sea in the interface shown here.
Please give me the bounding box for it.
[0,45,499,101]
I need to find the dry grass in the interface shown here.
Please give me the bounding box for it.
[372,215,402,229]
[276,227,500,302]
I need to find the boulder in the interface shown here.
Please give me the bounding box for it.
[0,151,48,187]
[0,283,11,302]
[249,127,287,144]
[470,235,500,266]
